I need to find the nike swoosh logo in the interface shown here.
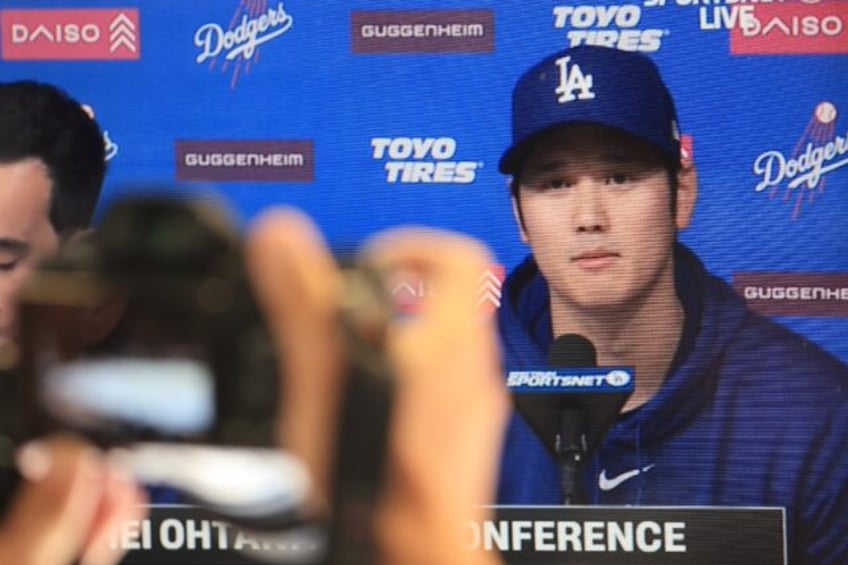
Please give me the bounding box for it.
[598,464,655,491]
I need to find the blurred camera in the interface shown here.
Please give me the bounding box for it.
[13,196,280,448]
[6,196,397,541]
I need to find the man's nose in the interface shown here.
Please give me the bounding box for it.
[572,180,608,233]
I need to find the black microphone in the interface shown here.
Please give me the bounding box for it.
[508,334,634,505]
[550,334,595,505]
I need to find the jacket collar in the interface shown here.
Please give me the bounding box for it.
[498,243,749,442]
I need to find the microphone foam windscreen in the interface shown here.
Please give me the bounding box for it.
[549,334,597,367]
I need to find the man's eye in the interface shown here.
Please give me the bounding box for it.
[530,177,572,191]
[546,178,571,190]
[605,173,631,186]
[0,260,20,272]
[523,176,572,192]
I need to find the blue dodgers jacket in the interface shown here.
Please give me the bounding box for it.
[496,244,848,564]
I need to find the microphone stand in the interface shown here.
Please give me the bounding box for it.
[557,409,587,505]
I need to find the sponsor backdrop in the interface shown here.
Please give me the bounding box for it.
[1,1,846,561]
[1,1,847,359]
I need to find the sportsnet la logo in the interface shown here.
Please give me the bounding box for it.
[753,102,847,220]
[1,9,139,60]
[552,4,667,53]
[729,1,847,55]
[194,1,294,88]
[371,137,481,184]
[505,368,633,389]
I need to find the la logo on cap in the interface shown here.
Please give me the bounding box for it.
[555,55,595,104]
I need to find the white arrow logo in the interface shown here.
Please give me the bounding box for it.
[476,269,503,309]
[391,280,424,300]
[109,13,137,53]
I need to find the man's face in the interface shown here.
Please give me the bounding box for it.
[514,124,695,313]
[0,158,60,342]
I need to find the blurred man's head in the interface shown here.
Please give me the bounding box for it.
[0,81,105,341]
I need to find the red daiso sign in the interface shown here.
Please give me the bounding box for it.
[1,9,140,61]
[729,1,848,55]
[390,265,505,316]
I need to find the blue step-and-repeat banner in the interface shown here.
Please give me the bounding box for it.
[1,0,847,360]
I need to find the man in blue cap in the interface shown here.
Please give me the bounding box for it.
[496,45,847,564]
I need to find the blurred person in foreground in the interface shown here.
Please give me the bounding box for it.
[0,80,130,564]
[0,77,507,565]
[0,210,509,565]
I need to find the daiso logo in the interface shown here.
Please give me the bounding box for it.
[0,9,140,60]
[729,1,848,55]
[389,265,504,315]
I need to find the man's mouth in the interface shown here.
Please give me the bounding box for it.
[571,249,620,270]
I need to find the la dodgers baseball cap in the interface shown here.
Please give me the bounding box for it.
[499,45,680,175]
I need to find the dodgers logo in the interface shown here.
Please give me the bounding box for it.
[81,104,118,161]
[555,56,595,104]
[753,101,847,220]
[194,1,294,88]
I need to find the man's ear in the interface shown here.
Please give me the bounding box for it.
[675,162,698,230]
[511,193,530,244]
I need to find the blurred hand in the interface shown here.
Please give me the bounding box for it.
[247,209,509,565]
[0,206,508,565]
[0,435,147,565]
